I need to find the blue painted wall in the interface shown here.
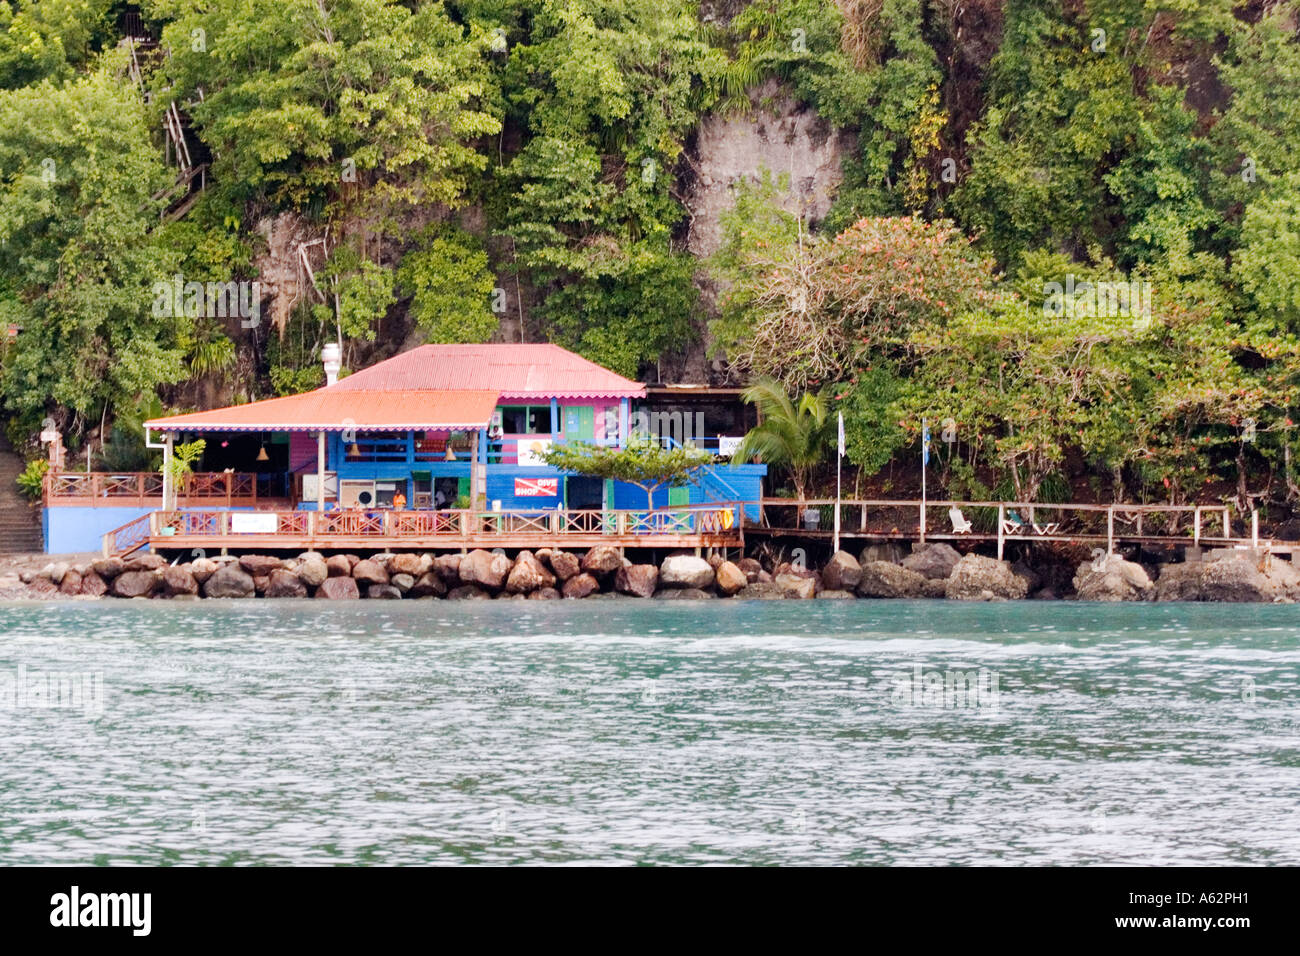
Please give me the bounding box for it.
[45,506,258,554]
[45,506,152,554]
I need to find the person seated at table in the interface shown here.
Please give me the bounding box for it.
[392,490,407,510]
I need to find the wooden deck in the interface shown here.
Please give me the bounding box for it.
[754,498,1288,556]
[105,504,745,556]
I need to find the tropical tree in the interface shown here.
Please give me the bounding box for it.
[0,70,186,435]
[540,435,713,509]
[730,377,832,500]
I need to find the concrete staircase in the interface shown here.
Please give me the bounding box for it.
[0,433,44,553]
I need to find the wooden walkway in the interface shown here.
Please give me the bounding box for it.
[104,504,744,557]
[754,499,1290,557]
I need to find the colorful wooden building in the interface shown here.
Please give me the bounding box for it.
[42,344,765,554]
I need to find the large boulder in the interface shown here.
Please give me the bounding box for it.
[581,546,623,576]
[857,561,930,599]
[735,557,763,583]
[1154,562,1203,602]
[90,556,124,580]
[737,582,785,600]
[447,584,490,600]
[659,554,715,589]
[945,554,1029,601]
[189,558,218,584]
[203,564,255,598]
[459,549,510,589]
[79,570,108,597]
[162,565,199,596]
[548,550,581,581]
[367,584,403,599]
[239,554,284,576]
[506,551,556,593]
[297,556,328,588]
[562,573,600,599]
[112,570,158,598]
[714,561,748,596]
[528,587,562,600]
[124,553,166,573]
[654,587,715,599]
[408,572,447,598]
[390,573,415,594]
[326,554,353,578]
[821,550,863,591]
[387,553,423,577]
[614,564,659,598]
[773,572,816,599]
[432,553,464,583]
[41,562,69,585]
[817,589,857,599]
[58,570,82,596]
[351,559,390,587]
[1177,550,1300,603]
[1200,555,1270,602]
[901,543,962,580]
[265,568,308,598]
[1072,554,1154,601]
[316,576,360,599]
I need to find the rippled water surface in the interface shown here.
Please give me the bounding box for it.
[1,599,1298,865]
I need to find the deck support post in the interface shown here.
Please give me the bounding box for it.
[1107,507,1114,555]
[1252,510,1259,548]
[997,503,1005,561]
[161,432,174,510]
[316,430,326,513]
[1194,508,1200,547]
[1224,508,1231,539]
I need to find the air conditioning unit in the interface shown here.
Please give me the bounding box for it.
[339,479,376,508]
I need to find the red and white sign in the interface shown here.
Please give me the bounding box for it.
[514,477,558,497]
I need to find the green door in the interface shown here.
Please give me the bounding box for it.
[564,405,595,440]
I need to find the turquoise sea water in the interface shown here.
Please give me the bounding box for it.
[0,599,1297,865]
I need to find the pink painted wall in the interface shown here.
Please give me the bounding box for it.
[289,432,317,473]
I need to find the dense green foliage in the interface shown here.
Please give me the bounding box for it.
[1,0,1298,514]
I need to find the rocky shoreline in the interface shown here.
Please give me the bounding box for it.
[3,541,1298,603]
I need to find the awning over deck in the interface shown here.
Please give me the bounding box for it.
[145,388,499,433]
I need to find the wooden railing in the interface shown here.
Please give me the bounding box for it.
[759,498,1267,557]
[101,512,155,558]
[46,471,258,507]
[105,502,747,555]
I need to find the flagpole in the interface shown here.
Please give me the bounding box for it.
[834,412,843,553]
[920,417,927,545]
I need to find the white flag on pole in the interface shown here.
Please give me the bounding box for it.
[837,412,845,458]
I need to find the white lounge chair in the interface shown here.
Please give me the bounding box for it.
[949,507,972,534]
[1033,521,1061,535]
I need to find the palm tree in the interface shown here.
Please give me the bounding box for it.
[730,377,832,502]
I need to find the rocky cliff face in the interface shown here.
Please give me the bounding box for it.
[669,80,855,382]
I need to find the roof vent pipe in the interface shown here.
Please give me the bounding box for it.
[322,342,342,387]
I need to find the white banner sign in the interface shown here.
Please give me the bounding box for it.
[230,513,278,534]
[517,437,552,467]
[718,436,743,457]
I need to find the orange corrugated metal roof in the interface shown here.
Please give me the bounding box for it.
[329,343,646,399]
[146,389,498,433]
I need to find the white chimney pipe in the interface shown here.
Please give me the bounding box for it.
[322,342,341,387]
